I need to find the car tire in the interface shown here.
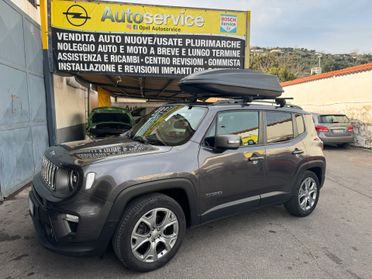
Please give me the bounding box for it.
[113,193,186,272]
[284,171,320,217]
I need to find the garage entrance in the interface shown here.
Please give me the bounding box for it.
[78,75,189,101]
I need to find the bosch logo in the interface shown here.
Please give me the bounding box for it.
[63,5,91,27]
[220,14,237,33]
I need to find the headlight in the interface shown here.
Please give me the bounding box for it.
[53,168,81,197]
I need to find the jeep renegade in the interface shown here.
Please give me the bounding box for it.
[29,100,326,272]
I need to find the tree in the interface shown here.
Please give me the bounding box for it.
[250,52,297,82]
[268,66,296,82]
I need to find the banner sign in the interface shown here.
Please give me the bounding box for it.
[50,0,250,77]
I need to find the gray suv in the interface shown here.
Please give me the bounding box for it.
[29,100,326,272]
[313,113,354,147]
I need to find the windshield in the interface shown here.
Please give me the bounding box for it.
[319,114,349,123]
[129,105,207,146]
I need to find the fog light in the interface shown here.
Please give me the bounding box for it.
[65,214,79,223]
[85,172,96,190]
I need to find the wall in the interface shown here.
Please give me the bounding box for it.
[54,76,88,143]
[114,100,166,115]
[0,0,48,198]
[97,87,112,107]
[54,76,99,143]
[282,70,372,148]
[9,0,40,24]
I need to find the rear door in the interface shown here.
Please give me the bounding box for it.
[262,111,306,205]
[198,110,266,222]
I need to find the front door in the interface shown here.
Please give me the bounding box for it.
[197,110,266,222]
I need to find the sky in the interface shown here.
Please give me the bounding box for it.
[111,0,372,54]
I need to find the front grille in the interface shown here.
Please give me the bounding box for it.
[41,156,58,191]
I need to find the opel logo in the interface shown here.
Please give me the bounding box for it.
[63,5,91,27]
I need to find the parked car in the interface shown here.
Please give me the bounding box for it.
[312,113,354,147]
[29,70,325,272]
[87,106,134,137]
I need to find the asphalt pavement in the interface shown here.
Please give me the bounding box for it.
[1,146,372,279]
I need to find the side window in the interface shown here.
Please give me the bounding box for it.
[295,114,305,135]
[266,111,294,143]
[216,111,259,146]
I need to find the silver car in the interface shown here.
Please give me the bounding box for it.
[312,113,354,147]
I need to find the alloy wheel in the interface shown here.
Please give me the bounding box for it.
[131,208,179,263]
[298,177,318,211]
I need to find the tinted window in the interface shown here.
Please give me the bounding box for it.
[319,114,349,123]
[295,114,305,135]
[266,111,294,143]
[212,111,260,146]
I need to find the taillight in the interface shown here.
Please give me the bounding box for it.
[347,125,353,132]
[315,125,329,132]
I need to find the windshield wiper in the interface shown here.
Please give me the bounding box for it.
[132,135,148,144]
[132,135,165,146]
[146,137,165,146]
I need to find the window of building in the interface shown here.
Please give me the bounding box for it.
[266,111,294,143]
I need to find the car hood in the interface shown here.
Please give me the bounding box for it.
[89,121,131,126]
[57,136,172,165]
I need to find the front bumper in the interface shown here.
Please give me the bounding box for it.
[29,185,116,256]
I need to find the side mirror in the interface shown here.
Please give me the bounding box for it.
[215,135,240,150]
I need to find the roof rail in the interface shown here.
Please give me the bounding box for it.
[213,97,302,109]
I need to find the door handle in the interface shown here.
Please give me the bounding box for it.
[292,148,304,155]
